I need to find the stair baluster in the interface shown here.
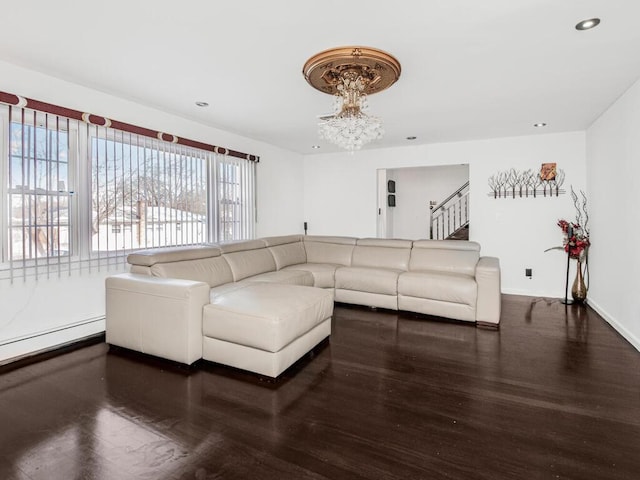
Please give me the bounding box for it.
[429,181,470,240]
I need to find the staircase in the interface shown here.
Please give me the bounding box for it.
[447,224,469,240]
[429,181,470,240]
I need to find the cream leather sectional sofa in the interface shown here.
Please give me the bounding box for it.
[105,235,501,377]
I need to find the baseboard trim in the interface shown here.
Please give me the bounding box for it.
[501,288,560,297]
[0,316,105,348]
[500,293,639,353]
[587,299,640,353]
[0,332,105,372]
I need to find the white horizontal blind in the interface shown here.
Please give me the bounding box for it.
[215,154,256,243]
[89,125,209,264]
[3,106,75,281]
[1,103,257,283]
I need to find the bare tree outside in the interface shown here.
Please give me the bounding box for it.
[91,137,207,252]
[8,122,70,261]
[7,123,250,263]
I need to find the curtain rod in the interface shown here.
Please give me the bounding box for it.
[0,91,260,162]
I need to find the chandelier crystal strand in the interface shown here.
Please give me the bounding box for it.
[318,73,384,151]
[303,46,400,151]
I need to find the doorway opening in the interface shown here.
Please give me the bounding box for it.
[377,164,470,240]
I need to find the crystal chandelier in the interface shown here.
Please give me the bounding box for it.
[318,71,383,151]
[303,47,401,151]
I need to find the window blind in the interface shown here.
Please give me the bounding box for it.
[0,92,258,282]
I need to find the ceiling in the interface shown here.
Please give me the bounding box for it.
[1,1,639,155]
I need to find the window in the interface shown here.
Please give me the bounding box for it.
[0,100,257,281]
[90,130,208,252]
[216,156,255,242]
[3,110,74,266]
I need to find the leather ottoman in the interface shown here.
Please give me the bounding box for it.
[202,283,333,377]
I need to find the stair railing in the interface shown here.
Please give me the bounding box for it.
[429,181,470,240]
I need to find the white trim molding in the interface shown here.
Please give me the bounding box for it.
[587,299,640,352]
[0,317,105,365]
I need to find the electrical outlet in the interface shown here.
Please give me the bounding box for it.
[525,268,532,278]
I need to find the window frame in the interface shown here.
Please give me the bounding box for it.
[0,102,257,280]
[86,127,211,256]
[0,108,80,269]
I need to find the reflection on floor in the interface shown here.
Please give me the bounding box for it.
[1,295,639,480]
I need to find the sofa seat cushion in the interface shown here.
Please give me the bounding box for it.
[335,266,401,295]
[203,283,334,353]
[398,271,477,306]
[244,269,314,286]
[209,282,251,301]
[283,263,339,288]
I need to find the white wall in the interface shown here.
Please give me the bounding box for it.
[586,77,640,351]
[0,269,116,363]
[0,60,304,362]
[388,164,469,239]
[303,132,587,297]
[7,58,636,358]
[0,60,305,239]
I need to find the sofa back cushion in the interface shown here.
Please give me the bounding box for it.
[129,265,151,275]
[262,234,303,247]
[220,239,267,254]
[127,244,233,287]
[409,240,480,276]
[351,238,412,271]
[128,244,221,267]
[150,256,233,287]
[268,242,307,270]
[263,235,307,269]
[303,236,357,266]
[221,239,276,281]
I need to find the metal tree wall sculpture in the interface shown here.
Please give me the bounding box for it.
[487,168,566,198]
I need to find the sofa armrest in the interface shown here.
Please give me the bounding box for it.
[475,257,501,326]
[105,273,210,364]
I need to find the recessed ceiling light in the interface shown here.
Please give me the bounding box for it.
[575,18,600,30]
[534,123,547,128]
[406,136,417,140]
[195,101,209,107]
[311,145,321,149]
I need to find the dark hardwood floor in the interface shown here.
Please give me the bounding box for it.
[1,295,639,480]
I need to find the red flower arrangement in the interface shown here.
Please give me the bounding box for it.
[546,188,591,301]
[557,219,590,260]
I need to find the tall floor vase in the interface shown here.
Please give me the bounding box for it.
[572,258,587,303]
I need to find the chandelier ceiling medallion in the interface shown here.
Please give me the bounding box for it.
[303,46,401,151]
